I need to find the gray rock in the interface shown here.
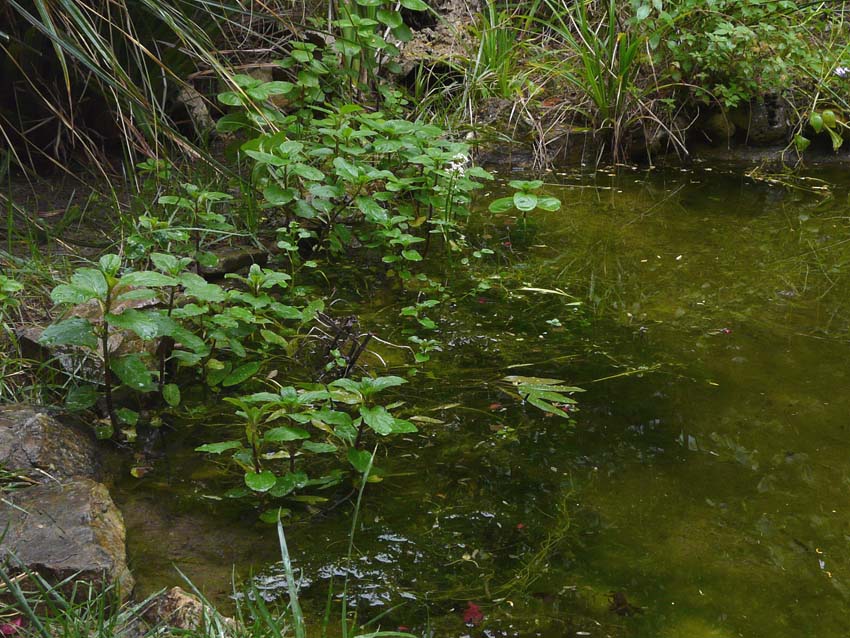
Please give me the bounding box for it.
[143,587,236,632]
[731,95,791,145]
[0,478,134,598]
[0,404,99,482]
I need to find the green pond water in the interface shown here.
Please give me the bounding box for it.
[115,163,850,637]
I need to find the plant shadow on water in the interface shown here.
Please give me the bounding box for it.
[115,164,850,637]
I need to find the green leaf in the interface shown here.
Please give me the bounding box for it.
[810,112,824,133]
[110,354,156,392]
[106,309,163,340]
[377,8,403,27]
[302,441,337,454]
[117,407,139,426]
[69,268,108,300]
[347,448,373,473]
[99,254,121,276]
[270,471,309,497]
[162,383,181,407]
[399,0,428,10]
[402,249,422,261]
[822,110,837,129]
[65,385,98,410]
[513,191,539,212]
[360,405,396,435]
[265,426,310,442]
[245,470,277,492]
[259,508,291,524]
[509,179,543,190]
[49,284,92,305]
[39,318,97,349]
[119,271,177,288]
[794,134,811,152]
[196,440,243,454]
[488,197,515,213]
[536,196,562,211]
[222,361,261,387]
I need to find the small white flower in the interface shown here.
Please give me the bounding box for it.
[447,152,469,175]
[835,66,850,78]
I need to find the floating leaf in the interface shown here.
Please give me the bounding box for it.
[245,470,277,492]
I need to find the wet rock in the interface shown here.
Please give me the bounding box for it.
[0,478,134,598]
[142,586,236,631]
[0,404,99,482]
[698,111,736,145]
[199,246,269,278]
[730,95,791,145]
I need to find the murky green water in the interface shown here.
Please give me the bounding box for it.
[116,163,850,637]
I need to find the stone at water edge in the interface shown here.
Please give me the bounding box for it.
[0,478,134,599]
[0,404,99,482]
[142,587,236,632]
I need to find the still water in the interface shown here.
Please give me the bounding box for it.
[117,163,850,637]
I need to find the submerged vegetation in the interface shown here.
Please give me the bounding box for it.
[2,0,850,635]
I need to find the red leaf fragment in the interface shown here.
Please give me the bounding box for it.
[463,601,484,626]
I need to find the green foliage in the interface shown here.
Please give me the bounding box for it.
[631,0,819,109]
[532,0,649,161]
[488,180,561,217]
[196,375,419,510]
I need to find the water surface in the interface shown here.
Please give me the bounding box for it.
[118,163,850,637]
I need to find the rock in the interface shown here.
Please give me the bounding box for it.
[141,586,238,633]
[0,404,99,482]
[699,111,736,145]
[730,94,791,145]
[398,0,482,75]
[143,587,210,631]
[0,479,134,598]
[199,246,269,278]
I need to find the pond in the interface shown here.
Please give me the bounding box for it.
[114,162,850,637]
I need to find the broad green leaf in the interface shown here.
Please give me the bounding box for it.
[105,309,163,340]
[65,384,98,410]
[110,354,156,392]
[360,405,395,435]
[536,196,562,211]
[119,271,177,288]
[265,426,310,442]
[70,268,108,299]
[196,440,243,454]
[222,361,261,387]
[270,471,309,497]
[245,470,277,492]
[508,179,543,190]
[377,8,403,27]
[488,197,515,213]
[99,254,121,276]
[49,284,92,305]
[513,191,538,212]
[302,441,337,454]
[347,448,372,473]
[39,318,97,349]
[117,407,139,426]
[400,0,428,10]
[162,383,181,407]
[402,249,422,261]
[361,376,407,396]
